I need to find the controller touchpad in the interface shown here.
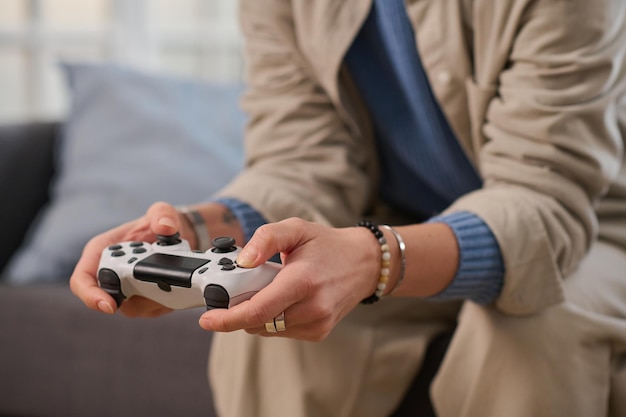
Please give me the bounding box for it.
[135,253,209,288]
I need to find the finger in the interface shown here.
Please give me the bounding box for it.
[70,264,116,314]
[70,220,148,313]
[199,294,289,333]
[245,316,332,342]
[199,263,311,332]
[236,218,312,267]
[147,201,182,237]
[70,234,123,314]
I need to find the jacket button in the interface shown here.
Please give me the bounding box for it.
[436,70,452,86]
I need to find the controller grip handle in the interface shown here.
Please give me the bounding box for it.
[97,268,126,308]
[204,284,230,310]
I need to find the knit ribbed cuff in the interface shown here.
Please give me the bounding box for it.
[213,197,267,244]
[427,211,504,304]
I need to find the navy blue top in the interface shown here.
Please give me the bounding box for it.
[218,0,505,304]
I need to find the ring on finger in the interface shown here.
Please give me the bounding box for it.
[274,311,286,332]
[264,311,286,333]
[265,321,277,333]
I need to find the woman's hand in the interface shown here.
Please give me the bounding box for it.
[198,218,384,341]
[69,202,194,318]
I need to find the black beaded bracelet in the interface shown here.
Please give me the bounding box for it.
[357,220,391,304]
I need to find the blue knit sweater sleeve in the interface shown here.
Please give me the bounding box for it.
[214,197,268,243]
[216,198,504,304]
[427,211,504,304]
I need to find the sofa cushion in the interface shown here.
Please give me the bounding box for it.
[4,63,245,283]
[0,284,217,417]
[0,121,58,274]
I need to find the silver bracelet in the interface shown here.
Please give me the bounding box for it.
[381,225,406,294]
[176,206,212,251]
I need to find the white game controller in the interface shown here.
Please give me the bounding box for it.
[97,233,281,310]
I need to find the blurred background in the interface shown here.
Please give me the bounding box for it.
[0,0,244,124]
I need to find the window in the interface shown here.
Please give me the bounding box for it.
[0,0,243,123]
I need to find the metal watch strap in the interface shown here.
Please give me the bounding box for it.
[176,206,211,252]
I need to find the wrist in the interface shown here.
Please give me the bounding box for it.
[389,222,459,298]
[357,220,397,304]
[177,203,246,251]
[177,206,210,251]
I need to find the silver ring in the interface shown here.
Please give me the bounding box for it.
[265,321,277,333]
[264,311,286,333]
[274,311,286,332]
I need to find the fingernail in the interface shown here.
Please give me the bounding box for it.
[236,246,258,268]
[158,217,177,229]
[97,300,114,314]
[199,315,213,330]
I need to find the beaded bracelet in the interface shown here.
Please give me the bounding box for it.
[381,225,406,294]
[357,220,391,304]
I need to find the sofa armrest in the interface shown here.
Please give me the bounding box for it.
[0,284,218,417]
[0,121,59,274]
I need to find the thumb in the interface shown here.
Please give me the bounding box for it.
[236,218,310,268]
[147,202,181,237]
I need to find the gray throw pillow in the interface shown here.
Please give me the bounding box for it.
[5,62,245,284]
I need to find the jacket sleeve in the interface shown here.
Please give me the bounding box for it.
[449,0,626,314]
[214,0,371,227]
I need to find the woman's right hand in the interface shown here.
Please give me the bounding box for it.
[69,202,195,318]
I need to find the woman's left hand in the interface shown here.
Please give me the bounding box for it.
[198,218,382,341]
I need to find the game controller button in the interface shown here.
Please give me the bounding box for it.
[108,244,123,251]
[111,250,125,257]
[132,247,147,254]
[157,232,182,246]
[198,267,209,274]
[130,241,144,247]
[218,257,233,265]
[127,257,138,264]
[193,250,204,254]
[211,236,237,253]
[221,264,236,271]
[204,285,230,310]
[157,281,172,292]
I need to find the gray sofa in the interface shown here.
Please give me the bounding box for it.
[0,121,218,417]
[0,121,449,417]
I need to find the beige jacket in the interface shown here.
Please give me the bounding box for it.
[217,0,626,315]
